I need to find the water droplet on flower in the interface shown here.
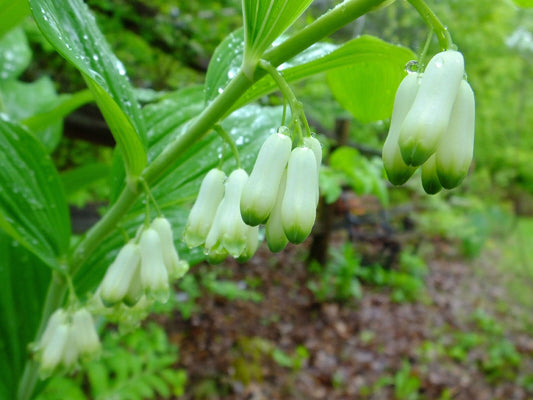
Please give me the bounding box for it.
[405,60,419,74]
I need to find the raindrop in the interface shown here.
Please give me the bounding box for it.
[217,87,224,94]
[92,54,99,61]
[405,60,419,74]
[227,67,238,79]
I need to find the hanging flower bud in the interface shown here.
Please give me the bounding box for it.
[281,147,319,244]
[304,135,322,203]
[236,225,260,263]
[265,170,289,252]
[205,169,250,258]
[399,50,465,166]
[123,264,143,307]
[139,227,170,303]
[99,241,141,307]
[421,154,442,195]
[71,308,101,360]
[382,72,419,185]
[39,323,70,378]
[183,168,226,248]
[240,132,292,226]
[436,79,475,189]
[151,217,189,280]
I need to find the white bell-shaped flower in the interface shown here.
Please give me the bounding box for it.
[139,227,170,303]
[421,154,443,195]
[205,169,250,258]
[240,132,292,226]
[382,72,419,185]
[71,308,101,360]
[236,225,260,262]
[281,147,319,244]
[265,169,289,252]
[399,50,465,166]
[39,323,70,377]
[99,241,141,306]
[436,79,475,189]
[303,135,322,203]
[183,168,226,248]
[151,217,189,280]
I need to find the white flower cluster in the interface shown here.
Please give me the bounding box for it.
[183,129,322,260]
[33,308,100,378]
[98,217,189,306]
[383,50,475,194]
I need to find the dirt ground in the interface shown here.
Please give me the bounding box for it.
[158,237,533,400]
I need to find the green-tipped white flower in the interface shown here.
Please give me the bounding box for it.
[303,135,322,202]
[99,241,141,306]
[151,217,189,280]
[281,147,319,244]
[183,168,226,248]
[421,154,442,195]
[399,50,465,166]
[139,227,170,303]
[382,73,419,185]
[240,132,292,226]
[436,79,475,189]
[71,308,101,360]
[39,323,70,378]
[123,263,143,307]
[265,170,289,252]
[236,225,260,263]
[205,169,250,258]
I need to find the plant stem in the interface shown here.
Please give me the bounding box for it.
[406,0,454,51]
[213,125,241,168]
[20,0,388,398]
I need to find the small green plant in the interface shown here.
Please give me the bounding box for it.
[36,323,186,400]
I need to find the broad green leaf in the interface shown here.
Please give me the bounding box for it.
[242,0,313,73]
[23,89,94,152]
[74,98,282,295]
[0,118,70,268]
[235,36,414,115]
[0,0,31,39]
[205,29,245,103]
[30,0,147,178]
[0,77,62,152]
[0,27,31,80]
[0,232,51,400]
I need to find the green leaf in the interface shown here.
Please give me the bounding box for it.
[0,232,51,400]
[0,77,62,152]
[205,28,245,103]
[235,36,414,115]
[0,27,31,80]
[242,0,313,73]
[30,0,147,178]
[0,118,70,268]
[513,0,533,7]
[0,0,31,39]
[326,40,412,122]
[23,89,94,153]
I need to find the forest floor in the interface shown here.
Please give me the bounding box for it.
[157,218,533,400]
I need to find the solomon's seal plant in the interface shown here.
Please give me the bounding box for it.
[0,0,478,398]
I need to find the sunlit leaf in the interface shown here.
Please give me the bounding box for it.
[29,0,147,178]
[0,118,70,268]
[0,27,31,80]
[513,0,533,7]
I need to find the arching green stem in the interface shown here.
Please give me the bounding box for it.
[406,0,454,51]
[213,125,241,168]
